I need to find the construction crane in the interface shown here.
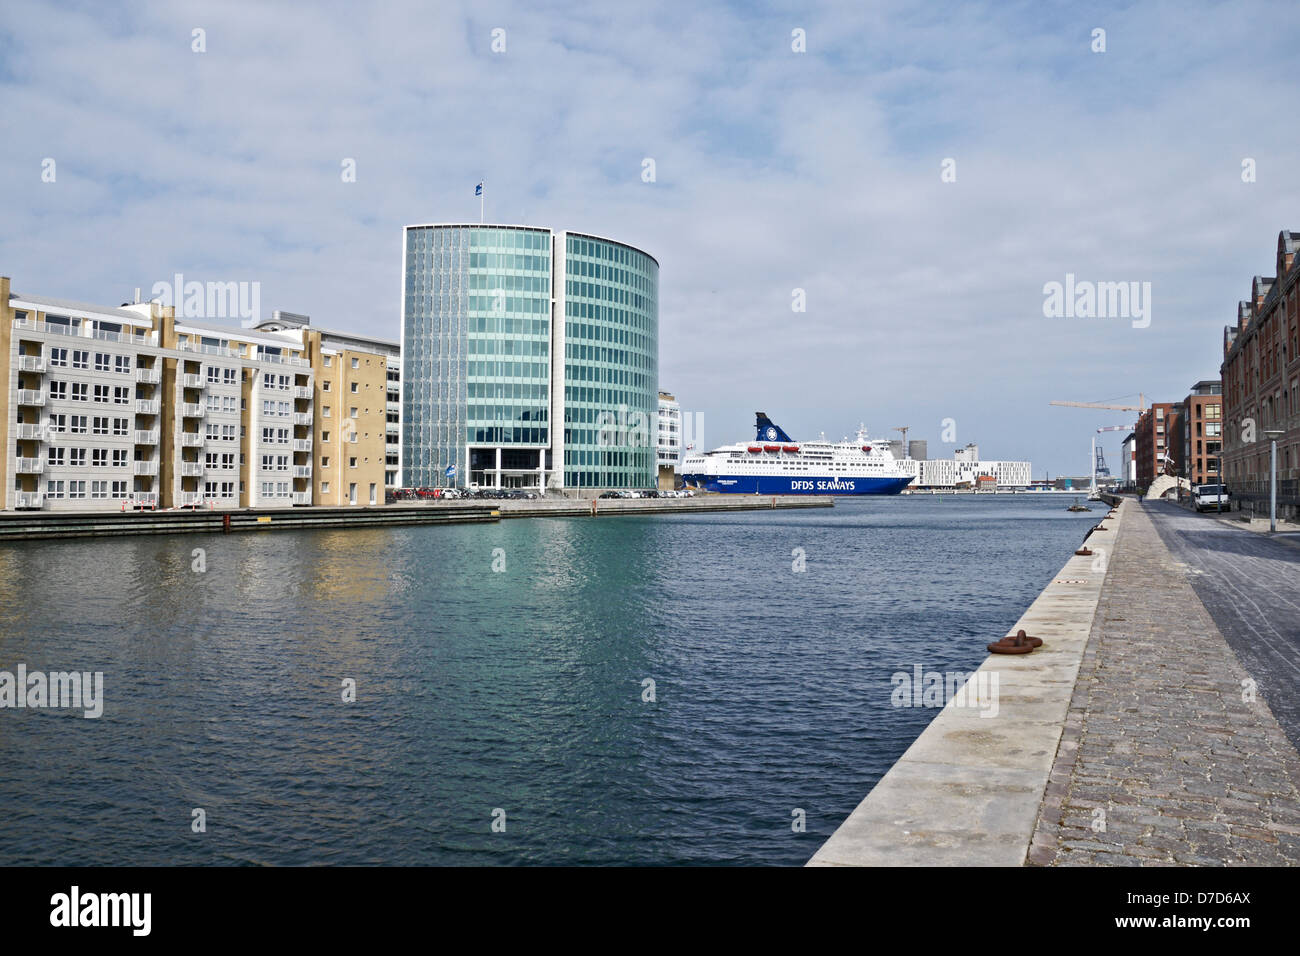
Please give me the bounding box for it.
[1049,393,1146,412]
[894,426,910,459]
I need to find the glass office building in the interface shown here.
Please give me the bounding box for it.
[401,224,658,491]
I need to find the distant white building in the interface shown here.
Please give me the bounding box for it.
[898,449,1031,489]
[1119,432,1137,487]
[656,391,681,489]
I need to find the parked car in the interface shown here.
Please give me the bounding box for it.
[1194,484,1230,512]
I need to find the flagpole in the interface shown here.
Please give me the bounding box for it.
[479,180,484,224]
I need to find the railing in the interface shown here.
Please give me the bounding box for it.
[134,429,160,444]
[387,401,401,413]
[291,492,312,505]
[15,423,43,440]
[135,399,160,415]
[178,492,205,507]
[1228,478,1300,502]
[386,423,399,434]
[11,317,156,347]
[257,353,309,368]
[17,389,45,405]
[133,461,159,476]
[130,493,158,507]
[14,492,44,509]
[293,386,313,400]
[180,463,204,477]
[181,403,205,418]
[293,412,313,426]
[136,367,160,384]
[18,355,46,372]
[14,457,44,473]
[180,433,204,447]
[178,341,240,358]
[293,439,313,452]
[182,374,205,389]
[292,466,312,478]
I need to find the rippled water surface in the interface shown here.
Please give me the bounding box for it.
[0,495,1096,865]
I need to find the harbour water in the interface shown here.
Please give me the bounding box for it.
[0,495,1096,865]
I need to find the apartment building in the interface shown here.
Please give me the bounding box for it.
[1221,230,1300,514]
[656,391,681,490]
[251,312,400,505]
[1180,379,1223,488]
[3,276,314,511]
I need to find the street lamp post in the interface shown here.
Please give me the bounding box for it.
[1264,429,1284,533]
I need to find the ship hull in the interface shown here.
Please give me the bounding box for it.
[681,474,913,495]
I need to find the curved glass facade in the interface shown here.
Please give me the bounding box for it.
[562,233,659,489]
[402,224,657,491]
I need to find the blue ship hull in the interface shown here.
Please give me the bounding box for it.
[682,474,913,495]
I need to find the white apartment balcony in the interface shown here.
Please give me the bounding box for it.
[135,399,160,415]
[178,341,239,359]
[14,492,44,509]
[291,491,312,505]
[293,386,312,400]
[386,422,399,435]
[293,439,312,452]
[15,457,44,474]
[292,465,312,478]
[91,328,158,347]
[17,389,45,406]
[387,401,400,413]
[182,374,205,389]
[182,403,205,418]
[134,429,160,444]
[180,433,204,448]
[136,367,160,384]
[131,492,158,507]
[293,412,313,426]
[180,463,204,477]
[18,355,46,372]
[178,492,205,507]
[15,423,43,440]
[133,461,159,476]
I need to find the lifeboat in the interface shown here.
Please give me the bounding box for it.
[861,445,872,453]
[747,445,762,453]
[763,444,781,452]
[783,445,799,453]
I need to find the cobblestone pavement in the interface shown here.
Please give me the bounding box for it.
[1028,503,1300,865]
[1146,501,1300,751]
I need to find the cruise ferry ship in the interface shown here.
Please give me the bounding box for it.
[680,413,915,495]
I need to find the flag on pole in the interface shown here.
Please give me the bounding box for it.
[475,182,483,196]
[445,464,457,478]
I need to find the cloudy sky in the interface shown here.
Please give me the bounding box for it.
[2,0,1298,474]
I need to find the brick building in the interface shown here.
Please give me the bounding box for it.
[1180,380,1223,488]
[1134,402,1183,489]
[1220,230,1300,517]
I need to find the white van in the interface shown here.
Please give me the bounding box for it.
[1194,484,1229,512]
